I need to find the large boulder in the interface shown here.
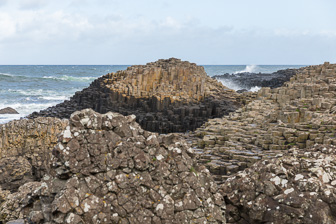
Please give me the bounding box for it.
[221,144,336,224]
[0,107,19,114]
[0,109,225,223]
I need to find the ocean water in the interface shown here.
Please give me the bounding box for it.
[0,64,303,124]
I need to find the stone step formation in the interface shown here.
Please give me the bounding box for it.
[191,62,336,184]
[28,58,241,134]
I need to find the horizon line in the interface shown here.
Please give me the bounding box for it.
[0,64,308,66]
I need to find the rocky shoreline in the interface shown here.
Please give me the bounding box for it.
[213,68,300,91]
[1,59,336,223]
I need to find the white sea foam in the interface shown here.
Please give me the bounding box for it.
[250,86,261,92]
[217,79,261,93]
[8,89,66,97]
[218,79,242,91]
[234,65,260,74]
[0,114,24,124]
[0,102,56,117]
[43,75,96,81]
[40,96,70,101]
[0,73,15,77]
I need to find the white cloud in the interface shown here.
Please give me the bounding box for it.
[0,0,335,64]
[19,0,47,10]
[0,13,16,40]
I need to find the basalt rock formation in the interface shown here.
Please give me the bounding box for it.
[192,62,336,183]
[221,145,336,224]
[213,69,299,91]
[28,58,241,134]
[0,117,68,191]
[0,109,225,223]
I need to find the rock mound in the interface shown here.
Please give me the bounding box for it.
[28,58,241,133]
[0,109,225,223]
[221,144,336,224]
[0,107,19,114]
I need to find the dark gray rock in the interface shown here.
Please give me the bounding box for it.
[213,69,300,90]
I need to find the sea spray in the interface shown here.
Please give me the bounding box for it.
[234,65,260,74]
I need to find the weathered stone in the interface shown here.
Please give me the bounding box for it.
[0,109,226,223]
[221,145,336,224]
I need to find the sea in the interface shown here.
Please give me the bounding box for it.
[0,64,304,124]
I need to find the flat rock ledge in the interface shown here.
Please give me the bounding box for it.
[221,144,336,224]
[0,109,225,224]
[28,58,241,134]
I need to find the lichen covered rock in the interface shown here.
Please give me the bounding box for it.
[0,117,68,190]
[0,109,225,223]
[221,144,336,224]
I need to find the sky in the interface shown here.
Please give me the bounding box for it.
[0,0,335,65]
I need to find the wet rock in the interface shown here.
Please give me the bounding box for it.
[0,109,226,223]
[221,144,336,224]
[213,68,299,90]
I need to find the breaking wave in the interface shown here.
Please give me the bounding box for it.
[42,75,97,82]
[234,65,260,74]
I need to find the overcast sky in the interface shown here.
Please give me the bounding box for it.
[0,0,335,65]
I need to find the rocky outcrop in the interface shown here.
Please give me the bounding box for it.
[0,109,225,223]
[221,144,336,224]
[0,107,19,114]
[191,62,336,183]
[28,58,241,133]
[0,117,68,190]
[213,69,299,90]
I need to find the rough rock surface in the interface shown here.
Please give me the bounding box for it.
[28,58,241,134]
[221,144,336,224]
[0,107,19,114]
[191,62,336,183]
[213,69,300,91]
[0,109,225,223]
[0,117,68,189]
